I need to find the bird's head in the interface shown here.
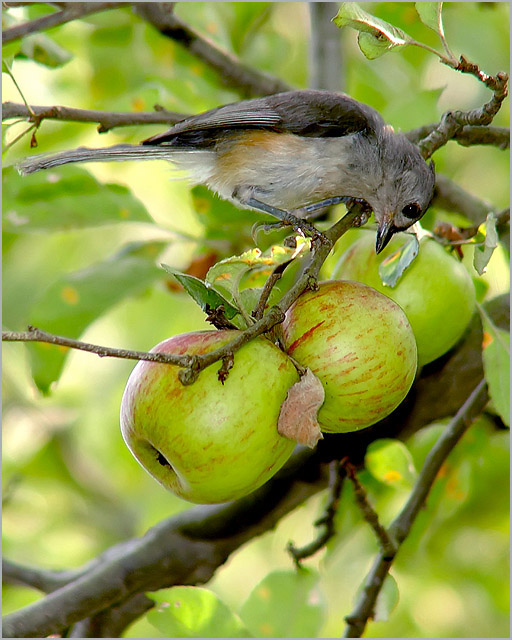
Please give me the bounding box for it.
[369,132,436,253]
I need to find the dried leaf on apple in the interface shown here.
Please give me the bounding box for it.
[278,368,325,448]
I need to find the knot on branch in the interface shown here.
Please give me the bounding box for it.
[178,356,201,386]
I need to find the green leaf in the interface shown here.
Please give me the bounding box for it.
[474,212,499,276]
[365,439,417,490]
[18,33,72,68]
[479,307,510,426]
[206,244,303,309]
[333,3,413,59]
[147,587,250,638]
[161,265,240,321]
[239,569,326,638]
[28,241,167,394]
[2,166,154,232]
[374,573,400,621]
[378,234,420,287]
[354,572,400,622]
[415,3,444,35]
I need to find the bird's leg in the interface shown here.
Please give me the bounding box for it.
[243,196,330,243]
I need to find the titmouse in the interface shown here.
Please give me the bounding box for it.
[17,89,435,253]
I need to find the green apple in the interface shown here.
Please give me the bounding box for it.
[282,281,417,433]
[332,234,476,365]
[120,331,298,504]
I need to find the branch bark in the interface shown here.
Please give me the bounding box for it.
[2,2,120,44]
[418,66,508,159]
[2,294,508,638]
[2,447,327,638]
[3,208,363,387]
[133,3,291,98]
[406,124,509,150]
[343,379,488,638]
[1,102,187,133]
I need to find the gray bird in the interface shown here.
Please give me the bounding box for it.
[16,89,436,253]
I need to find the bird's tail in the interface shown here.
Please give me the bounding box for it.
[16,144,177,175]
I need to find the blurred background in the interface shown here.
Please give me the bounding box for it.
[2,3,509,637]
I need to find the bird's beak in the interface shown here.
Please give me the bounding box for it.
[375,216,395,254]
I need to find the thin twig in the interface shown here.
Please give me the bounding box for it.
[252,257,295,321]
[342,379,488,638]
[2,2,120,44]
[287,459,345,565]
[2,101,187,134]
[341,459,396,559]
[133,3,291,97]
[2,326,193,368]
[3,208,362,387]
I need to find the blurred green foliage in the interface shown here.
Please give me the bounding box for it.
[2,2,509,638]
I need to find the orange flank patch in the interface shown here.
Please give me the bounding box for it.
[61,286,79,304]
[214,131,306,175]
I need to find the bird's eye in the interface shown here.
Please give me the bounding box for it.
[402,203,421,219]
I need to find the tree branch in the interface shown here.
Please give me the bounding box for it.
[2,208,363,388]
[432,173,495,225]
[287,459,345,565]
[1,101,187,134]
[133,3,291,98]
[3,293,508,638]
[2,326,194,368]
[418,65,508,159]
[2,559,82,593]
[2,447,327,638]
[406,124,509,150]
[2,2,120,44]
[308,2,343,92]
[342,460,396,559]
[342,379,488,638]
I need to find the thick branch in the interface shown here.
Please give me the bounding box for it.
[2,101,187,133]
[2,2,120,44]
[2,447,327,639]
[432,173,495,225]
[309,2,343,92]
[2,294,508,638]
[2,559,81,593]
[343,379,488,638]
[133,3,291,98]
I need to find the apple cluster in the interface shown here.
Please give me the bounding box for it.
[120,235,476,504]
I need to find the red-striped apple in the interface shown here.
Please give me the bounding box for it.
[120,331,298,504]
[282,281,417,433]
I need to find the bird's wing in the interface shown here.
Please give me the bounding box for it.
[142,90,383,147]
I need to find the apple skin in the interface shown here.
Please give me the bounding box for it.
[281,281,417,433]
[332,234,476,365]
[120,331,298,504]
